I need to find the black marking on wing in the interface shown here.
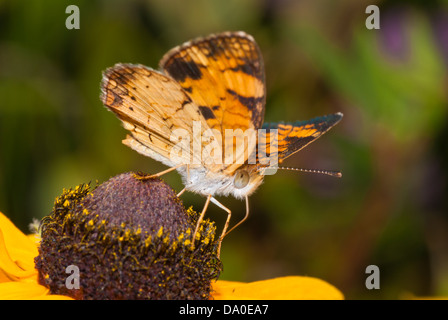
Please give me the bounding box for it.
[226,89,263,112]
[198,106,216,120]
[164,59,203,82]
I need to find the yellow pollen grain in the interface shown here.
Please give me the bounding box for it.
[157,226,163,238]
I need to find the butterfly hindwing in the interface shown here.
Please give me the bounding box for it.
[258,113,343,164]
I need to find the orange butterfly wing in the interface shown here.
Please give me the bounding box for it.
[160,32,266,173]
[257,113,343,165]
[160,31,266,131]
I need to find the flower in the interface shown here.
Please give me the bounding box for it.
[0,209,72,299]
[35,173,221,299]
[212,277,343,300]
[0,172,343,300]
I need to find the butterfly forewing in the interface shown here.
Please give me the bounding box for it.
[160,32,266,173]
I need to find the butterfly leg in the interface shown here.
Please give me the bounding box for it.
[191,194,212,250]
[224,195,249,237]
[210,197,232,258]
[177,187,186,197]
[176,165,190,197]
[135,164,184,180]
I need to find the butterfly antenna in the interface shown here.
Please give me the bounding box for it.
[260,166,342,178]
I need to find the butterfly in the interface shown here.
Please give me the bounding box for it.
[100,31,342,256]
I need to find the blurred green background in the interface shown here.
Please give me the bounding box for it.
[1,0,447,299]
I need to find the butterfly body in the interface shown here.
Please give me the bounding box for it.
[181,164,264,199]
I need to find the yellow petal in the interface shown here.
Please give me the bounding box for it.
[0,281,47,299]
[0,212,38,273]
[212,276,344,300]
[0,281,73,300]
[0,228,37,281]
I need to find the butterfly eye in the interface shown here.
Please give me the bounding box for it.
[233,170,250,189]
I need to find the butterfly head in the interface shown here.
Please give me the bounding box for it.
[227,165,266,198]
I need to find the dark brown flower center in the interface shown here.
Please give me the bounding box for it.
[35,172,221,300]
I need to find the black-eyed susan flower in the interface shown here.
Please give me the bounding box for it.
[0,172,343,300]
